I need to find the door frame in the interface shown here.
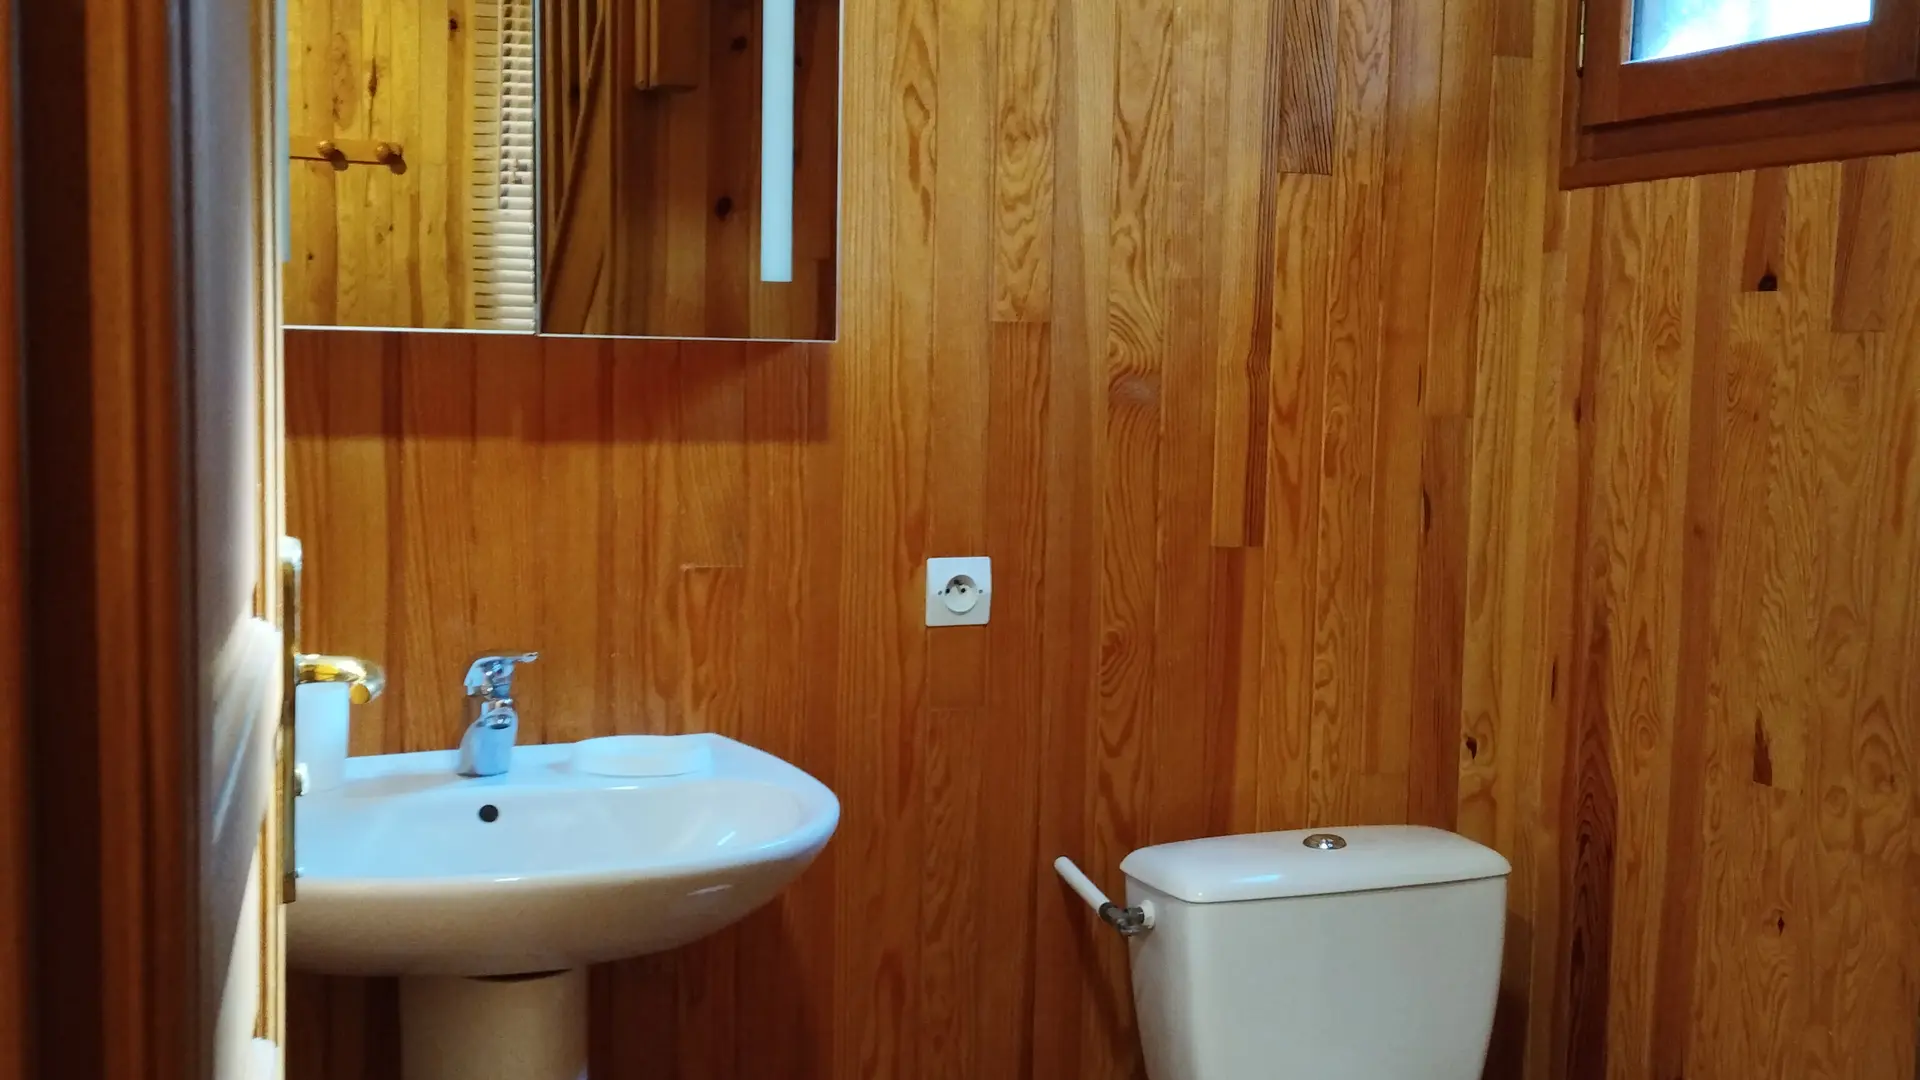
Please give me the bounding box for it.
[16,0,198,1071]
[0,0,28,1074]
[13,0,283,1074]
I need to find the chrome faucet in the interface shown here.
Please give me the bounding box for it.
[457,652,539,777]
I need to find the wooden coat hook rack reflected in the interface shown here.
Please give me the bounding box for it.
[290,135,406,171]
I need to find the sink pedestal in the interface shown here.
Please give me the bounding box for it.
[400,969,587,1080]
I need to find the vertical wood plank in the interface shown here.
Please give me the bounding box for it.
[1206,0,1281,547]
[1255,173,1331,832]
[976,322,1049,1079]
[1274,0,1335,174]
[1425,0,1494,416]
[1647,171,1737,1080]
[1307,0,1392,827]
[394,333,476,752]
[1083,0,1175,1066]
[1740,166,1788,292]
[1831,156,1895,333]
[676,341,748,568]
[991,0,1055,323]
[535,337,608,746]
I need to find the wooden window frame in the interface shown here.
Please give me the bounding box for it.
[1564,0,1920,187]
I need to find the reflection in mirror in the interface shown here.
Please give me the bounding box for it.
[540,0,840,340]
[285,0,538,331]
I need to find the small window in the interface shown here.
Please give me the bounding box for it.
[1565,0,1920,186]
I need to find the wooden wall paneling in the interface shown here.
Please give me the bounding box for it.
[1378,0,1445,831]
[1204,0,1280,549]
[1853,155,1920,1076]
[396,333,480,750]
[976,322,1052,1078]
[923,0,993,713]
[1831,155,1896,332]
[1551,181,1618,1080]
[1150,0,1231,847]
[1488,8,1582,1071]
[1082,0,1175,1066]
[1512,180,1592,1080]
[1645,171,1738,1080]
[918,0,994,1075]
[1458,7,1564,1065]
[748,338,840,1076]
[670,348,748,1079]
[534,337,609,748]
[1594,177,1703,1076]
[1274,0,1336,174]
[1425,0,1494,416]
[1254,173,1330,833]
[1723,161,1840,1080]
[675,343,749,569]
[1307,0,1393,827]
[1740,166,1790,291]
[674,562,744,1080]
[605,340,681,730]
[0,0,23,1067]
[1793,160,1917,1078]
[830,0,935,1073]
[471,334,545,733]
[284,0,1920,1074]
[1024,0,1107,1072]
[1682,181,1783,1080]
[990,0,1055,324]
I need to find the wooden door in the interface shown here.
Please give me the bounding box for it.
[0,0,26,1075]
[13,0,288,1075]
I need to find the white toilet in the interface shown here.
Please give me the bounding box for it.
[1119,825,1511,1079]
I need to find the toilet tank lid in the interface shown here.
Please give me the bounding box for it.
[1119,826,1510,903]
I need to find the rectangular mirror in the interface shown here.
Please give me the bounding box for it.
[283,0,840,340]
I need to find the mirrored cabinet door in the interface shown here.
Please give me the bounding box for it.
[282,0,840,341]
[540,0,839,339]
[285,0,537,331]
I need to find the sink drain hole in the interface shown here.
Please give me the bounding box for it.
[478,804,499,822]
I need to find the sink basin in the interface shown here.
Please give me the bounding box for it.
[288,734,839,977]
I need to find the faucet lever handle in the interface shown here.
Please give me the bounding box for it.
[463,652,539,697]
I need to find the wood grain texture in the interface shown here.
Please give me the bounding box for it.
[0,0,24,1069]
[18,0,282,1072]
[286,0,1920,1075]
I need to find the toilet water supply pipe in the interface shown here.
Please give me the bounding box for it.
[1054,857,1155,937]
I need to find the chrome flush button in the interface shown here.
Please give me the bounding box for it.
[1302,833,1347,850]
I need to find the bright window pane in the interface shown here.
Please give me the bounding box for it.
[1632,0,1874,60]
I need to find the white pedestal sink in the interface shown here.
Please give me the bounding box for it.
[288,735,838,1080]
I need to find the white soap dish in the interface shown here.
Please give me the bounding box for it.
[571,735,712,778]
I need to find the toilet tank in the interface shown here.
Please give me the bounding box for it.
[1120,826,1510,1080]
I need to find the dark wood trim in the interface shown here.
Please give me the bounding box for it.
[1565,0,1920,186]
[17,1,199,1080]
[1563,80,1920,187]
[1585,0,1920,123]
[0,0,30,1076]
[1599,27,1881,124]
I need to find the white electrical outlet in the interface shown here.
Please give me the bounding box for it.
[926,556,992,627]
